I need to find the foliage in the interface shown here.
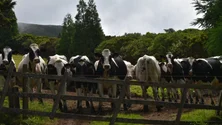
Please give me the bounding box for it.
[56,13,75,58]
[206,20,222,55]
[18,23,62,37]
[73,0,105,59]
[192,0,222,56]
[9,34,59,58]
[0,0,18,48]
[96,29,208,64]
[192,0,222,28]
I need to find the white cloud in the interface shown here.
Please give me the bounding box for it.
[14,0,201,36]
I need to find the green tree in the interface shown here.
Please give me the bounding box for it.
[192,0,222,28]
[74,0,104,58]
[0,0,18,47]
[192,0,222,55]
[57,13,75,58]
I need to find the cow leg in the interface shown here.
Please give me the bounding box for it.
[153,86,162,112]
[84,88,90,108]
[62,82,68,112]
[76,88,83,113]
[98,83,103,114]
[142,85,149,112]
[111,84,117,110]
[88,89,95,114]
[36,78,43,104]
[160,87,165,101]
[27,78,34,102]
[124,84,131,111]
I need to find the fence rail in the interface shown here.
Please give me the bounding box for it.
[0,63,222,125]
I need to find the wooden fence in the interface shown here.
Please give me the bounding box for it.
[0,62,222,125]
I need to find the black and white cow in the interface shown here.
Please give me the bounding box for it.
[47,54,71,112]
[135,55,162,112]
[17,43,46,104]
[69,55,96,113]
[94,49,127,112]
[189,57,222,105]
[165,52,193,103]
[158,61,175,102]
[0,46,16,88]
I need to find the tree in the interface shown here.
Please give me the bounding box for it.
[0,0,18,47]
[74,0,104,58]
[192,0,222,55]
[57,13,75,58]
[191,0,222,28]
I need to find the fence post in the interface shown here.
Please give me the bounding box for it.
[109,78,128,125]
[22,64,29,119]
[0,62,14,109]
[217,90,222,115]
[50,71,68,119]
[175,88,188,125]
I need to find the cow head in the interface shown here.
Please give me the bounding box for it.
[2,46,13,65]
[101,49,112,70]
[47,55,69,76]
[124,60,135,80]
[75,56,95,78]
[29,43,41,64]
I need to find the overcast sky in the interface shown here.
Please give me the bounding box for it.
[14,0,201,36]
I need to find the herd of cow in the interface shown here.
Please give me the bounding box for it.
[0,43,222,114]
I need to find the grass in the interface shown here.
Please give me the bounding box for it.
[91,113,143,125]
[0,97,56,125]
[13,54,24,68]
[180,109,222,125]
[130,85,168,98]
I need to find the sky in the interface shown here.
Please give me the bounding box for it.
[14,0,202,36]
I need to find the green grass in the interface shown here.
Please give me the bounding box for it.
[130,85,168,98]
[91,113,143,125]
[181,110,222,125]
[0,97,56,125]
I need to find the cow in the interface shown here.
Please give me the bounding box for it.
[69,55,96,113]
[121,60,135,110]
[0,46,16,88]
[94,49,127,113]
[165,52,194,103]
[158,61,176,102]
[189,57,222,105]
[17,43,46,104]
[47,54,71,112]
[134,55,162,112]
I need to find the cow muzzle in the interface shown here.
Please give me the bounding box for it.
[34,58,40,63]
[103,64,111,70]
[3,59,9,65]
[126,75,133,80]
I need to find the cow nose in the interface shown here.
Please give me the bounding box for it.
[104,64,110,70]
[3,60,9,65]
[126,76,133,80]
[34,59,40,63]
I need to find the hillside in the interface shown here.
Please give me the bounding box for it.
[18,22,62,37]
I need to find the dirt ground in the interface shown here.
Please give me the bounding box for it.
[42,90,219,125]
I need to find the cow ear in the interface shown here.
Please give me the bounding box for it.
[40,48,46,52]
[111,52,119,58]
[94,53,102,58]
[11,50,19,54]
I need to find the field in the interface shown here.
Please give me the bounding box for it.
[0,55,221,125]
